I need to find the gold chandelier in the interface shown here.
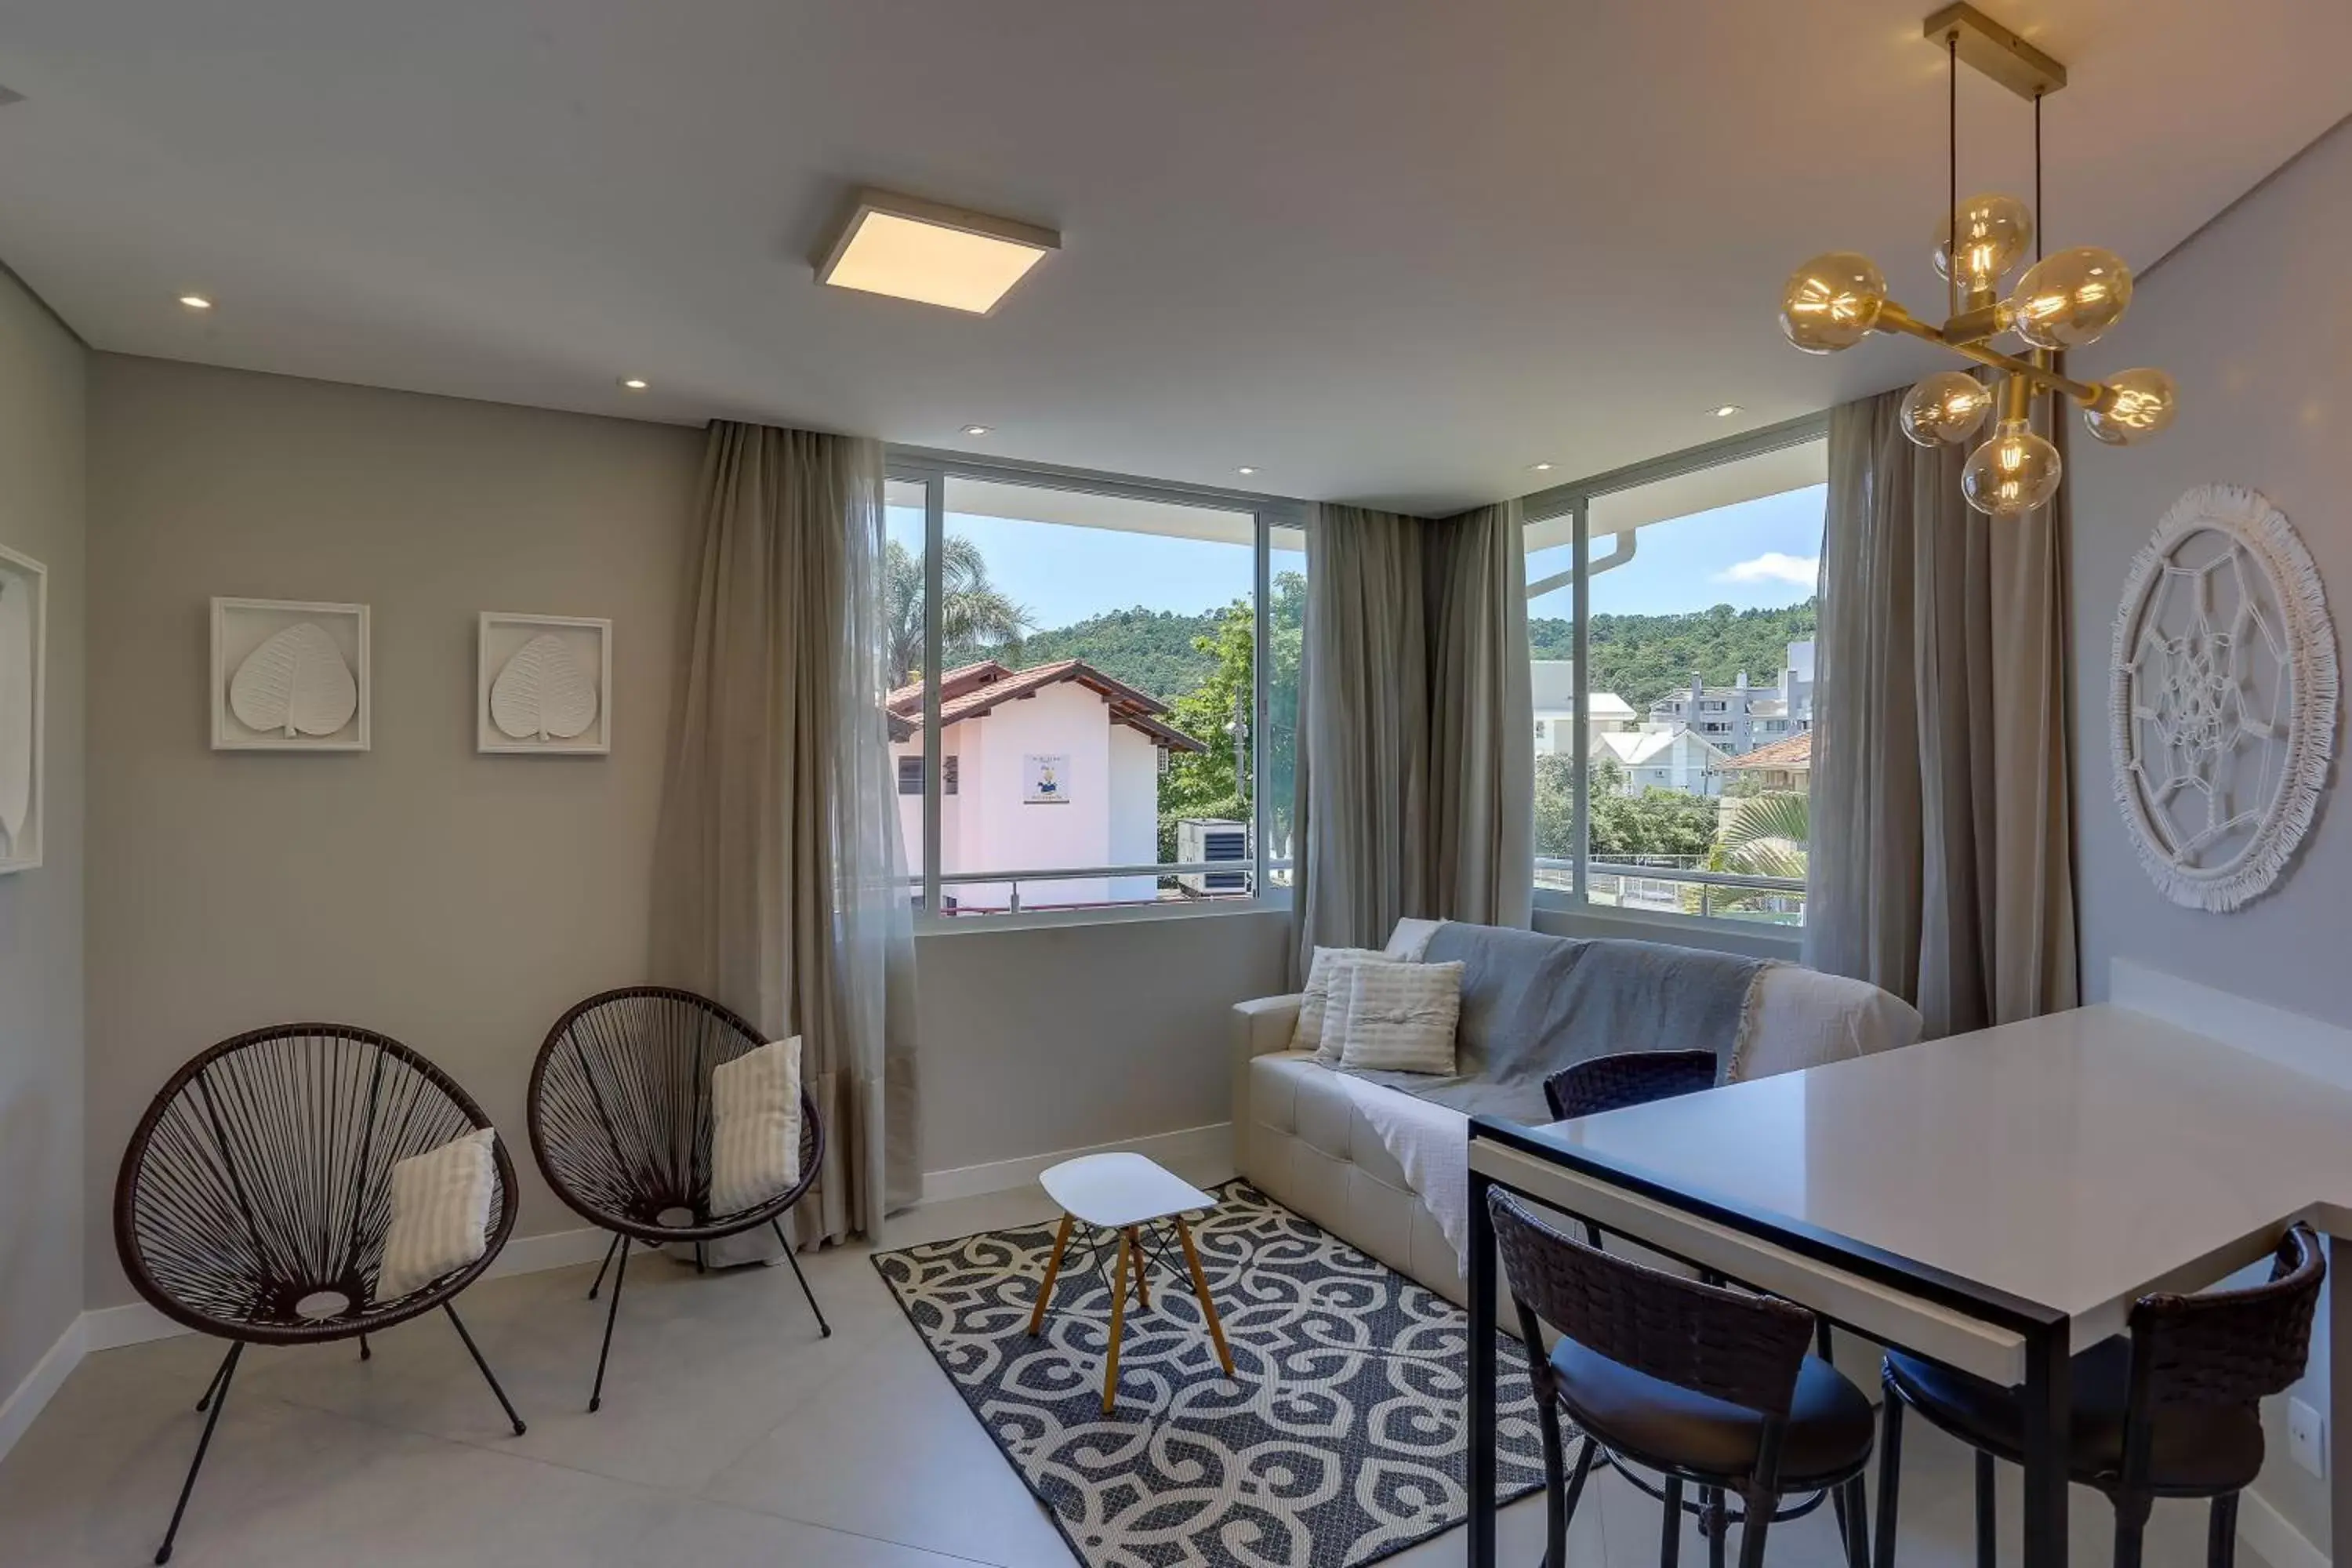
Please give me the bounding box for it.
[1777,3,2177,517]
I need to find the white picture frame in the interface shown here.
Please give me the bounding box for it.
[212,597,372,752]
[1023,751,1072,804]
[0,544,48,874]
[477,612,612,755]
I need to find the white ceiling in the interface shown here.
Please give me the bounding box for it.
[0,1,2343,514]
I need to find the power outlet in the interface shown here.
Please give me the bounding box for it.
[2288,1397,2326,1476]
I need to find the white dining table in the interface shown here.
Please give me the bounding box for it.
[1466,1001,2352,1568]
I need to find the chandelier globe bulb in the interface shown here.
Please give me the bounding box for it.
[2010,246,2134,350]
[2082,368,2180,447]
[1961,418,2063,517]
[1900,370,1995,448]
[1779,252,1887,354]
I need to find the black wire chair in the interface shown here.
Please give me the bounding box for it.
[527,985,830,1414]
[114,1022,526,1565]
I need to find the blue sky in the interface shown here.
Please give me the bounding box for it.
[891,482,1824,632]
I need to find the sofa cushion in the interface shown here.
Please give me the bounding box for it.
[1294,946,1396,1062]
[1338,960,1464,1074]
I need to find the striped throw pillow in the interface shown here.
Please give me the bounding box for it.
[1338,960,1465,1075]
[376,1127,496,1302]
[1296,946,1399,1063]
[710,1036,804,1216]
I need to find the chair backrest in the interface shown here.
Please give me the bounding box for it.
[1544,1049,1719,1122]
[114,1023,510,1336]
[2130,1223,2324,1410]
[1488,1188,1813,1419]
[529,986,813,1232]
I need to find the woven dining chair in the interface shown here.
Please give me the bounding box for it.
[1491,1188,1874,1568]
[1876,1223,2324,1568]
[527,986,829,1414]
[114,1023,525,1565]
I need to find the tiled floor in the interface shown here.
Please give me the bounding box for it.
[0,1188,2269,1568]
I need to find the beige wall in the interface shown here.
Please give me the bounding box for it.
[2068,120,2352,1553]
[0,271,87,1396]
[85,355,702,1307]
[915,909,1290,1174]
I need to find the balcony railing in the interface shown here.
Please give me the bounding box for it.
[1536,856,1807,926]
[906,861,1261,916]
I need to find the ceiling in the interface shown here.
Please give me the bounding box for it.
[0,1,2343,514]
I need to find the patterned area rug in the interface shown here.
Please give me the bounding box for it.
[874,1181,1546,1567]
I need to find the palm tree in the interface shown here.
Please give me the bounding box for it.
[1711,789,1810,880]
[885,535,1032,686]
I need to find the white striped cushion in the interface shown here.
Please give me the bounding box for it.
[710,1036,803,1216]
[376,1127,496,1302]
[1338,960,1464,1074]
[1297,946,1400,1064]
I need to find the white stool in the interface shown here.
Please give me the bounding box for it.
[1028,1152,1236,1414]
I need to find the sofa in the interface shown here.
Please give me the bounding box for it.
[1232,920,1922,1306]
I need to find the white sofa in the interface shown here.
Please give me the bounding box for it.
[1232,924,1922,1306]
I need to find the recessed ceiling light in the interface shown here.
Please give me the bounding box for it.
[619,377,649,390]
[1236,466,1259,477]
[816,187,1059,315]
[1530,462,1555,473]
[178,295,214,311]
[1709,403,1744,418]
[961,424,993,437]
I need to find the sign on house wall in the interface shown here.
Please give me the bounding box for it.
[1023,752,1073,805]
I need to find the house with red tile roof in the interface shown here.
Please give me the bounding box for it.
[887,659,1206,912]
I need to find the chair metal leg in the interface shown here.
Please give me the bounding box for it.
[1874,1383,1904,1568]
[154,1341,241,1564]
[588,1236,628,1413]
[1662,1475,1685,1568]
[2114,1492,2153,1568]
[2209,1494,2240,1568]
[694,1243,706,1276]
[1548,1434,1597,1568]
[1843,1475,1871,1568]
[1736,1487,1777,1568]
[586,1232,620,1301]
[194,1344,234,1413]
[358,1331,371,1362]
[771,1218,832,1338]
[443,1303,526,1436]
[1705,1488,1728,1568]
[1976,1450,1998,1568]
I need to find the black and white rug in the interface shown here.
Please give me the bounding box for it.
[873,1181,1547,1567]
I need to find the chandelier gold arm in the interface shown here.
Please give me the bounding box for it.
[1874,300,2103,405]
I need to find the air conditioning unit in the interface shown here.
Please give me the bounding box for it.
[1177,818,1250,895]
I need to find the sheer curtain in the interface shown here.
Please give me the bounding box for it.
[654,422,920,1250]
[1806,389,2077,1035]
[1294,499,1531,978]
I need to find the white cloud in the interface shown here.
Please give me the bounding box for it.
[1714,552,1820,588]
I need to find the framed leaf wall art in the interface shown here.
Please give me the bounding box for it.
[212,598,371,751]
[478,612,611,755]
[0,544,47,873]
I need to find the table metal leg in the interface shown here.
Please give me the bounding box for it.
[2019,1321,2071,1568]
[1469,1167,1499,1568]
[2328,1233,2352,1568]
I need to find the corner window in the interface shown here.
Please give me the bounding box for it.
[886,463,1301,920]
[1526,428,1824,927]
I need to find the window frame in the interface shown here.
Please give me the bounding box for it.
[884,445,1307,931]
[1518,409,1830,931]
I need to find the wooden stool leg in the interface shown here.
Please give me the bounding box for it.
[1104,1229,1133,1415]
[1029,1213,1075,1337]
[1129,1227,1151,1309]
[1175,1216,1235,1376]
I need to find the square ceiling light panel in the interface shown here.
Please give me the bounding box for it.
[816,189,1060,315]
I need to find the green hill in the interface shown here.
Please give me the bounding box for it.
[1531,599,1817,712]
[1015,605,1226,700]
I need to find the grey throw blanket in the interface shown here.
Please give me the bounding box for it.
[1348,923,1769,1124]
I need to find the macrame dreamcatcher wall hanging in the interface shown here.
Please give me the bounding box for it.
[2110,485,2337,911]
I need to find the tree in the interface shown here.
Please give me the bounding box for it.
[1588,788,1719,862]
[1152,570,1305,863]
[884,535,1032,686]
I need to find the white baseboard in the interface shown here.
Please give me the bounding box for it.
[0,1316,85,1459]
[919,1121,1235,1206]
[2239,1479,2328,1568]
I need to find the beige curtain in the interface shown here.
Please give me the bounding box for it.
[1805,389,2077,1035]
[1294,500,1532,977]
[654,422,920,1248]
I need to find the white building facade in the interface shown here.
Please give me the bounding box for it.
[1646,637,1814,756]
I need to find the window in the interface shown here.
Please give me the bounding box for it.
[1525,425,1826,927]
[887,460,1301,919]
